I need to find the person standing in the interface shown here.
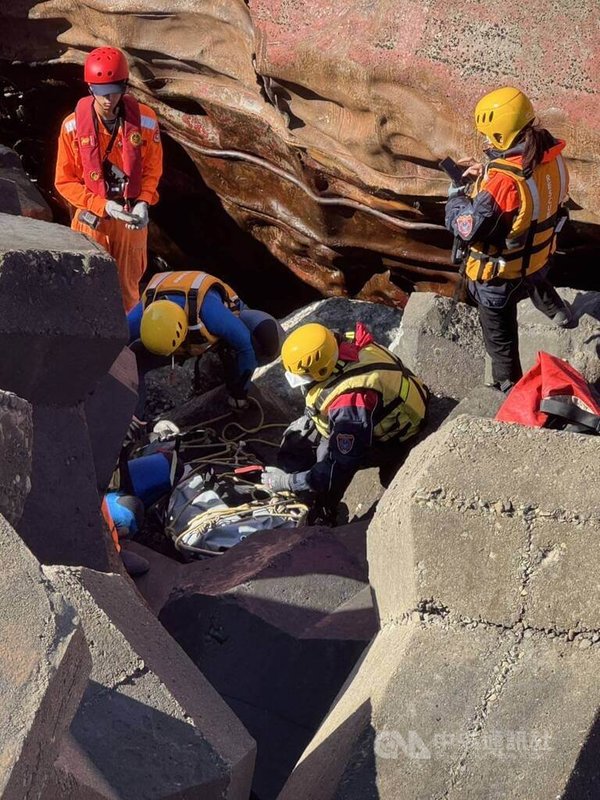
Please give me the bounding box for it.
[55,46,163,311]
[445,86,574,392]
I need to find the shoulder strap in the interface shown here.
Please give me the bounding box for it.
[540,398,600,434]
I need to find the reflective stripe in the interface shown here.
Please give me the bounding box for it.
[525,176,540,221]
[65,119,77,134]
[148,272,174,290]
[140,114,156,129]
[188,273,210,330]
[557,155,568,203]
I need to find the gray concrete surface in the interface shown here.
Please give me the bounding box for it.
[278,414,600,798]
[395,292,485,399]
[44,566,256,800]
[18,404,119,571]
[0,514,91,800]
[149,523,377,800]
[443,385,505,424]
[0,145,52,221]
[279,619,600,800]
[0,213,126,405]
[517,287,600,383]
[369,415,600,631]
[84,347,138,493]
[397,289,600,402]
[0,389,32,526]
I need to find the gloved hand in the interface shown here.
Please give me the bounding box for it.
[125,201,149,230]
[261,466,293,493]
[281,414,315,446]
[151,419,180,441]
[447,183,468,199]
[228,396,249,412]
[105,199,133,222]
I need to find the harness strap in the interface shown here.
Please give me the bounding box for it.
[312,361,406,414]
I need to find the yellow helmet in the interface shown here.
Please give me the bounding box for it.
[140,300,188,356]
[281,323,339,382]
[474,87,535,151]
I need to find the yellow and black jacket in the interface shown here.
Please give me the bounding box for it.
[305,326,428,443]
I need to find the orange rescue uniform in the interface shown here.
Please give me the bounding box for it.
[55,99,163,311]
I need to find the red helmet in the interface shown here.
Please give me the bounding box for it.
[84,47,129,84]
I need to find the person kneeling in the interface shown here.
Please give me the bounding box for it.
[261,322,429,521]
[127,270,283,418]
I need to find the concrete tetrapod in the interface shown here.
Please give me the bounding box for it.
[146,522,377,800]
[43,566,257,800]
[0,514,91,800]
[279,416,600,799]
[84,346,138,494]
[0,213,128,569]
[0,388,32,527]
[398,289,600,399]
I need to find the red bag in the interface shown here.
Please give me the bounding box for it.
[495,351,600,433]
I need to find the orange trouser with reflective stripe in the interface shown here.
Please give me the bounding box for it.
[72,210,147,313]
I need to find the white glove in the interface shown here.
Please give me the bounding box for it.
[126,201,149,230]
[260,466,293,493]
[151,419,180,440]
[105,200,133,223]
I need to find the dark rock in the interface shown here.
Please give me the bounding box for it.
[85,347,138,493]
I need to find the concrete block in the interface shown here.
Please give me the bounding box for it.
[278,622,511,800]
[368,416,600,628]
[527,516,600,633]
[149,524,375,799]
[279,621,600,800]
[395,292,485,399]
[444,385,505,424]
[85,347,138,493]
[0,213,127,405]
[450,634,600,799]
[0,389,32,526]
[517,288,600,383]
[17,405,119,571]
[44,566,256,800]
[46,732,119,800]
[0,514,91,800]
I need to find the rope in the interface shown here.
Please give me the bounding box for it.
[173,496,308,556]
[159,396,308,553]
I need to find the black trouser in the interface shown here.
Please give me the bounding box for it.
[473,267,565,386]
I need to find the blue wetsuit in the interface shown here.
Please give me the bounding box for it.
[128,288,257,381]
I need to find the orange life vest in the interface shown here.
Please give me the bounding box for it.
[75,94,143,200]
[141,271,240,357]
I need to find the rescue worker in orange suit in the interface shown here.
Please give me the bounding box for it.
[55,46,163,312]
[261,322,428,520]
[445,86,575,393]
[127,270,283,418]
